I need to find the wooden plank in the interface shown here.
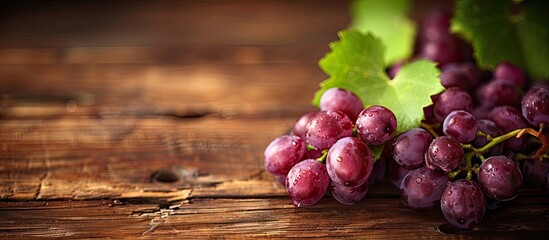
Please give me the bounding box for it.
[1,195,548,239]
[0,117,295,200]
[0,64,325,109]
[0,0,348,48]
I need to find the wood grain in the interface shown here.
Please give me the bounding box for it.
[1,0,548,238]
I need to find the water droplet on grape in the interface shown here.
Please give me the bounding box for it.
[336,157,343,163]
[416,177,423,184]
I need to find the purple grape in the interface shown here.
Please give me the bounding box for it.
[356,105,397,145]
[478,156,523,201]
[433,87,473,122]
[326,137,374,187]
[420,10,451,42]
[472,120,504,157]
[488,106,529,150]
[292,111,317,140]
[475,79,520,108]
[319,88,363,121]
[392,128,432,170]
[441,179,486,229]
[494,61,526,88]
[304,148,323,160]
[425,136,464,173]
[367,144,389,186]
[264,135,306,176]
[306,110,353,150]
[400,167,449,211]
[471,105,492,120]
[330,181,368,205]
[443,110,478,143]
[419,36,461,66]
[440,66,471,90]
[521,87,549,127]
[459,62,482,89]
[285,159,330,207]
[389,159,411,188]
[522,159,549,190]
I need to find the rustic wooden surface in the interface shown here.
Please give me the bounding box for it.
[1,1,548,238]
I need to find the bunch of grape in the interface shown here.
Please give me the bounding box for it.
[264,10,549,230]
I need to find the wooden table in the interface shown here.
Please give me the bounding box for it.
[1,1,548,238]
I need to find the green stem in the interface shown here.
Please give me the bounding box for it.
[316,150,328,164]
[476,128,523,154]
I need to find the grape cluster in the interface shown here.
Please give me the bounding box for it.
[264,9,549,230]
[265,87,396,207]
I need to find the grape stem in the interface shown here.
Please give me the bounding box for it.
[516,128,548,158]
[316,150,328,164]
[420,122,440,138]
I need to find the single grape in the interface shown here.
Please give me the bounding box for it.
[264,135,306,176]
[494,61,526,88]
[433,87,473,122]
[441,179,487,229]
[488,105,529,150]
[472,120,503,157]
[389,158,411,188]
[521,87,549,127]
[306,110,353,150]
[478,156,523,201]
[440,66,471,90]
[319,88,363,121]
[475,79,520,108]
[458,62,482,89]
[522,159,549,191]
[326,137,374,187]
[292,111,317,140]
[425,136,464,173]
[392,128,432,170]
[419,36,461,66]
[330,181,369,205]
[356,105,397,145]
[285,159,330,207]
[400,167,449,211]
[443,110,478,143]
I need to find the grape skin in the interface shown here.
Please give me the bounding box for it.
[488,106,529,150]
[286,159,330,207]
[389,159,411,188]
[522,159,549,190]
[475,80,520,108]
[441,179,487,229]
[478,156,523,201]
[521,87,549,127]
[425,136,464,173]
[326,137,374,187]
[494,61,526,88]
[392,128,432,170]
[472,120,503,157]
[306,110,353,150]
[264,135,306,176]
[319,88,363,121]
[330,181,369,205]
[356,105,397,145]
[292,111,317,140]
[443,110,478,143]
[400,167,449,211]
[433,87,473,122]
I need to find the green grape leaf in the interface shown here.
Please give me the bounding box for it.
[451,0,549,79]
[312,30,444,134]
[350,0,416,66]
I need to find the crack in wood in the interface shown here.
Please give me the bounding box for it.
[141,203,181,236]
[35,137,51,200]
